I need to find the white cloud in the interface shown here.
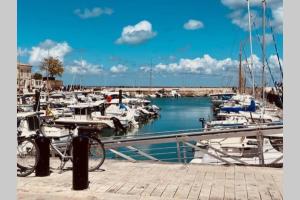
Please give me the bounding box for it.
[28,39,72,66]
[228,9,261,31]
[221,0,283,33]
[270,5,283,33]
[17,47,29,57]
[244,54,284,72]
[152,54,239,74]
[248,54,261,69]
[259,33,273,45]
[138,54,283,84]
[268,54,283,69]
[221,0,261,9]
[183,19,204,30]
[110,64,128,73]
[74,7,113,19]
[154,63,168,72]
[116,20,157,45]
[66,60,103,75]
[140,66,151,72]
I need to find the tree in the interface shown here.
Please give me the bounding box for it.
[32,72,43,80]
[40,56,64,78]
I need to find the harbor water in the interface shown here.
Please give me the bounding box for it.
[106,97,213,162]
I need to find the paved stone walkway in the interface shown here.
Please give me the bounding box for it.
[17,159,283,200]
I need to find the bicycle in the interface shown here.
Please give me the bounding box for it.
[17,127,40,177]
[17,112,106,177]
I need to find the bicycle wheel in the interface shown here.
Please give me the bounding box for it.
[88,137,105,171]
[70,136,105,172]
[17,138,40,177]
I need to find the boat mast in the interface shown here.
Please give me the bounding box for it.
[149,58,153,94]
[261,0,266,110]
[79,50,85,91]
[80,58,83,91]
[247,0,255,97]
[47,49,49,93]
[238,42,244,94]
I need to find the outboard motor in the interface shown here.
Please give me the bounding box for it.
[110,117,126,132]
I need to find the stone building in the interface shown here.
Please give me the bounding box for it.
[17,62,33,91]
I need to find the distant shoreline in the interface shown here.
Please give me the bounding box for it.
[73,86,274,97]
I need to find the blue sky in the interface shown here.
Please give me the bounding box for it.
[18,0,283,87]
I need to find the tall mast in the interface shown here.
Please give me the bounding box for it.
[262,0,266,108]
[47,49,50,93]
[149,58,153,94]
[80,57,83,90]
[238,41,244,94]
[247,0,255,97]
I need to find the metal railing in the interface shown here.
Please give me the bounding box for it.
[101,124,283,166]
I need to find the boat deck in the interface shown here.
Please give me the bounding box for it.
[17,159,283,200]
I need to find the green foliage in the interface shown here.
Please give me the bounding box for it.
[32,72,43,80]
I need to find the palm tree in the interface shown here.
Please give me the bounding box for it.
[40,56,64,78]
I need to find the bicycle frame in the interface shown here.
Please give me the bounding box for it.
[36,129,73,160]
[18,112,104,173]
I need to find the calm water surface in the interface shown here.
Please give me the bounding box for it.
[107,97,213,162]
[138,97,213,135]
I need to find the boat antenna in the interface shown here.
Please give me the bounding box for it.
[247,0,256,97]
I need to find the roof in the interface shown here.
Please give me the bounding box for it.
[17,62,32,68]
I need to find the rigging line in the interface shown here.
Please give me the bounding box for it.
[241,44,252,79]
[247,0,256,96]
[255,32,277,90]
[269,25,283,80]
[247,12,264,89]
[251,9,282,104]
[241,46,254,88]
[252,19,277,90]
[265,1,283,80]
[225,21,241,88]
[243,62,252,89]
[256,33,282,104]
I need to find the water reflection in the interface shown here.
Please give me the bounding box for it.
[102,97,213,162]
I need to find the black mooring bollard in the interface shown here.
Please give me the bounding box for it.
[35,137,50,177]
[72,134,89,190]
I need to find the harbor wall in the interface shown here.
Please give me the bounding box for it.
[91,87,235,96]
[85,86,275,97]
